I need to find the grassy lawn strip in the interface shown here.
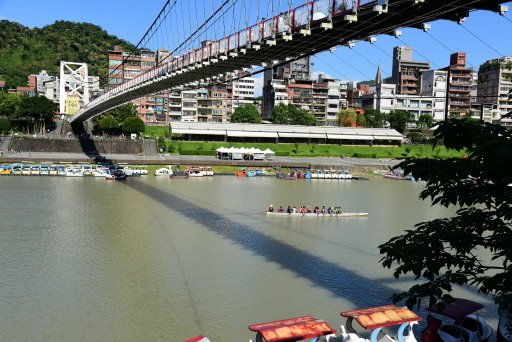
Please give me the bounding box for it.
[162,140,464,159]
[145,126,170,138]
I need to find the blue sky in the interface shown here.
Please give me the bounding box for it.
[2,0,512,92]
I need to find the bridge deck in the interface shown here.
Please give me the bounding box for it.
[71,0,508,123]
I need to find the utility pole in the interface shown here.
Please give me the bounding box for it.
[444,68,450,121]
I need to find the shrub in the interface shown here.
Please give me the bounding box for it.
[122,116,145,134]
[407,131,427,144]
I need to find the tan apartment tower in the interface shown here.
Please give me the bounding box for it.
[392,46,430,95]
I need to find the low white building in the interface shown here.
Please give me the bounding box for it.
[170,122,404,145]
[361,83,442,123]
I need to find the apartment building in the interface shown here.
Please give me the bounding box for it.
[420,70,447,121]
[347,82,370,108]
[231,77,256,111]
[167,82,235,123]
[439,52,473,119]
[262,56,347,125]
[168,88,183,122]
[392,46,430,95]
[477,56,512,126]
[262,56,311,120]
[108,46,168,125]
[181,90,199,122]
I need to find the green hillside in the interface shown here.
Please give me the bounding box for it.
[0,20,136,87]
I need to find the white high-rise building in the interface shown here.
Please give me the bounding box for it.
[181,90,199,122]
[231,77,255,111]
[421,70,447,121]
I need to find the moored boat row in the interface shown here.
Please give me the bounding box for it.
[266,211,368,217]
[235,168,353,179]
[0,162,147,179]
[186,298,503,342]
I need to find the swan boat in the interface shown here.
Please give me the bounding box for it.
[498,308,511,342]
[422,298,492,342]
[249,315,337,342]
[340,305,422,342]
[154,166,173,176]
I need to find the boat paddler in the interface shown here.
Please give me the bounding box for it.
[268,204,274,212]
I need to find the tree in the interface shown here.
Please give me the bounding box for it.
[0,93,21,119]
[379,118,512,313]
[98,116,119,134]
[388,110,413,133]
[406,131,427,144]
[272,104,316,126]
[0,117,11,133]
[231,104,261,123]
[356,113,366,127]
[417,114,435,129]
[288,105,317,126]
[105,103,139,122]
[364,109,389,128]
[272,103,290,124]
[122,116,145,134]
[337,109,357,127]
[18,96,55,123]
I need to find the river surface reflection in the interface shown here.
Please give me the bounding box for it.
[0,176,497,341]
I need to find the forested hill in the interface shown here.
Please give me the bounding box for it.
[0,20,136,87]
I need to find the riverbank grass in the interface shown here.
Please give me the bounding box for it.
[163,141,464,159]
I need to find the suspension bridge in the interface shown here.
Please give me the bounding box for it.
[70,0,509,123]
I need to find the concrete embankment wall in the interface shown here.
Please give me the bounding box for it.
[11,137,143,154]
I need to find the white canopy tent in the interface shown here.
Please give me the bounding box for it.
[215,147,274,161]
[263,149,275,160]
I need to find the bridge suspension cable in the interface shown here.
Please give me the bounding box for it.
[458,23,505,57]
[72,0,510,122]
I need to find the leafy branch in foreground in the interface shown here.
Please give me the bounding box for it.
[379,118,512,311]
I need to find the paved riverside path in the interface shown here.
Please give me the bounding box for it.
[0,150,400,169]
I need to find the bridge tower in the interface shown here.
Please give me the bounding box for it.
[59,61,90,115]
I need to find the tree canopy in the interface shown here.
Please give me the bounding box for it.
[364,109,389,128]
[0,117,11,133]
[122,116,145,134]
[272,103,290,124]
[98,116,119,132]
[231,103,261,123]
[104,103,139,123]
[379,118,512,312]
[0,93,21,119]
[0,93,55,133]
[272,103,316,126]
[337,109,357,127]
[0,20,135,87]
[388,110,414,133]
[18,96,55,123]
[417,114,435,129]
